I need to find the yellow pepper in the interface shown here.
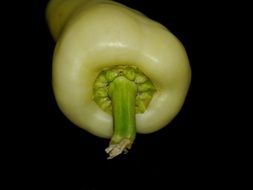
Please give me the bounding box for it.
[46,0,191,159]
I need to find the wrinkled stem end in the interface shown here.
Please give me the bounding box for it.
[105,76,137,159]
[105,139,132,159]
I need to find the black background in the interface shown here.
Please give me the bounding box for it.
[3,0,244,189]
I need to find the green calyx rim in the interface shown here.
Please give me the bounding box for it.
[93,65,156,114]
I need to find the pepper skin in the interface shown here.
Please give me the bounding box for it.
[46,0,191,158]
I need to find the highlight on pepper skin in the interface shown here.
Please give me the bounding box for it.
[46,0,191,159]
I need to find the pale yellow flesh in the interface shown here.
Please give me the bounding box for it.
[47,0,192,138]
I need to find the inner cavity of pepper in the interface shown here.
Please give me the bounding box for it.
[92,65,157,113]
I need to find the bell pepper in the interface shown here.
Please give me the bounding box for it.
[46,0,191,159]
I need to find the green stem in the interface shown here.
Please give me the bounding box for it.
[105,76,137,159]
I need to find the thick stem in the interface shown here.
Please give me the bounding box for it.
[105,76,137,159]
[93,66,156,159]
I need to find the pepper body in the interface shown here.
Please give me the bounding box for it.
[46,0,191,138]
